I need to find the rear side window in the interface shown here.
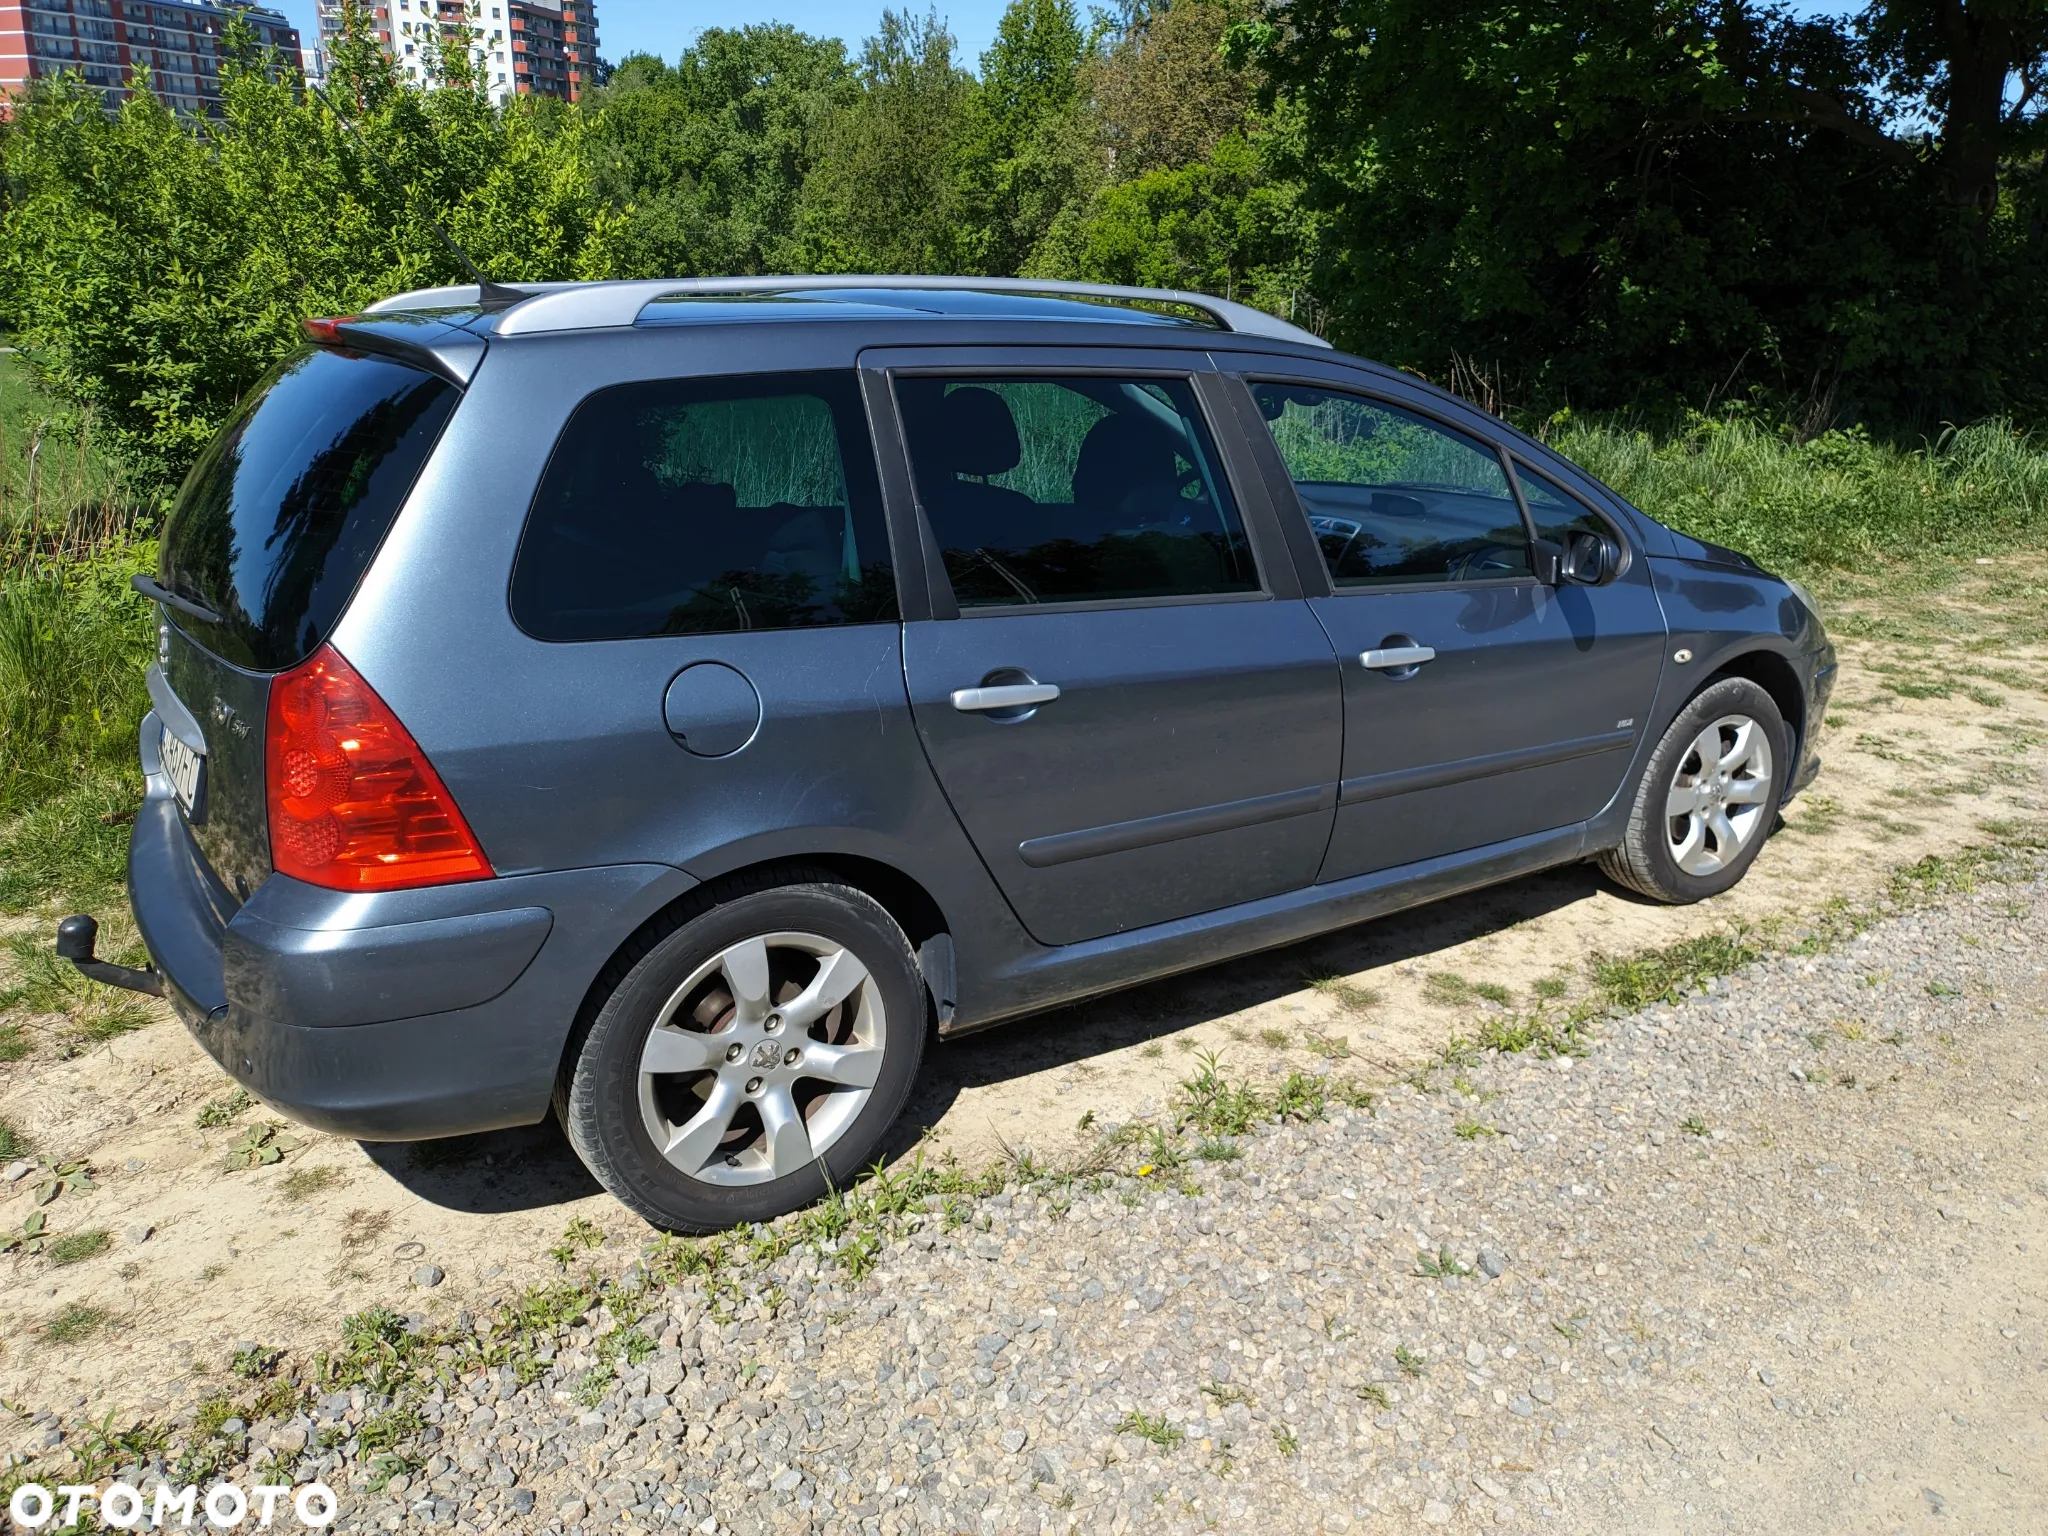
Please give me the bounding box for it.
[159,348,459,670]
[1251,384,1531,587]
[895,375,1257,607]
[512,371,894,641]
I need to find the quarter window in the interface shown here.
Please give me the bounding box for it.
[511,371,894,641]
[1251,384,1532,587]
[895,376,1257,607]
[1514,459,1624,546]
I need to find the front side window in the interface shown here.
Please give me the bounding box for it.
[895,375,1258,607]
[511,371,894,641]
[1251,384,1532,587]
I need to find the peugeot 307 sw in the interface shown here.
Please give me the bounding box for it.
[73,276,1836,1231]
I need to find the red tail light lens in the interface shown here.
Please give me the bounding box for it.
[265,645,492,890]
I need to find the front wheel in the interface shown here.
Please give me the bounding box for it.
[1597,677,1787,904]
[559,871,927,1232]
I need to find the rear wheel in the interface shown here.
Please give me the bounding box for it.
[559,872,927,1232]
[1597,677,1786,904]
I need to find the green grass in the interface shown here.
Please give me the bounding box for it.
[1423,971,1513,1008]
[1413,1246,1471,1279]
[0,354,156,914]
[45,1227,110,1266]
[0,1113,26,1158]
[1114,1410,1184,1450]
[0,929,152,1046]
[280,1165,343,1202]
[193,1088,253,1129]
[1552,410,2048,576]
[44,1302,110,1343]
[1592,932,1760,1012]
[1307,974,1380,1011]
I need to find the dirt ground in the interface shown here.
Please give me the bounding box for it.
[2,555,2044,1423]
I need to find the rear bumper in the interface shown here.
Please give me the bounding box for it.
[129,712,697,1140]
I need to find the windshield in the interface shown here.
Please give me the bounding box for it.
[158,347,459,671]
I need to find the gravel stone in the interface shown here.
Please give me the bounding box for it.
[33,875,2039,1533]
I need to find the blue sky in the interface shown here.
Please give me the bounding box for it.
[274,0,1016,68]
[277,0,1860,78]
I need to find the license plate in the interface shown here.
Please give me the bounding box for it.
[160,723,204,818]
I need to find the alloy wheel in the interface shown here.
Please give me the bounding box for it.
[1664,713,1774,877]
[636,930,886,1186]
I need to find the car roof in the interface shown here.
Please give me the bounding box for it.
[363,275,1332,350]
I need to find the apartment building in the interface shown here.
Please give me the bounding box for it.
[1,0,301,111]
[312,0,594,105]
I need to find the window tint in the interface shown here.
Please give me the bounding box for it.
[512,372,894,641]
[1514,459,1622,546]
[896,376,1257,607]
[159,348,459,670]
[1251,384,1532,587]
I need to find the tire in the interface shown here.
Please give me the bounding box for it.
[558,868,928,1232]
[1597,677,1788,904]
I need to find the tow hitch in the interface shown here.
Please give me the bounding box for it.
[54,914,165,997]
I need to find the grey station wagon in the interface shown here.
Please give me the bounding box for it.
[65,276,1835,1231]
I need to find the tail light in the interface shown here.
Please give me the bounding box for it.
[301,316,360,345]
[265,645,492,890]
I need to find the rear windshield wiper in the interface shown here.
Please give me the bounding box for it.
[132,573,227,628]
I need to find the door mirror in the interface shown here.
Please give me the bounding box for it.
[1560,529,1619,585]
[1529,537,1563,586]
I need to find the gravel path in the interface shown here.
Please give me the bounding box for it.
[14,876,2047,1534]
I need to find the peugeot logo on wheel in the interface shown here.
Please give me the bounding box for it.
[750,1041,781,1070]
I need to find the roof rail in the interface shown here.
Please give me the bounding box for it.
[364,275,1331,349]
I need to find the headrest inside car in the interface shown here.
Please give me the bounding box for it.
[940,387,1022,478]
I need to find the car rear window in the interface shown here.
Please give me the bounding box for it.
[510,371,895,641]
[158,347,459,671]
[895,374,1257,607]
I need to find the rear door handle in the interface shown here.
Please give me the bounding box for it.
[951,683,1061,712]
[1360,646,1436,670]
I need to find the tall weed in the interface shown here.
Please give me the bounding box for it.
[1552,410,2048,574]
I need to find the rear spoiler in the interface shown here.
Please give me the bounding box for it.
[301,312,485,388]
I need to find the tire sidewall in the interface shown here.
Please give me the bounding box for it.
[567,882,926,1232]
[1633,678,1788,901]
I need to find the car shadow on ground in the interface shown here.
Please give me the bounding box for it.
[886,859,1611,1161]
[358,1119,602,1213]
[360,858,1613,1215]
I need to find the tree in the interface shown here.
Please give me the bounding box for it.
[582,27,855,278]
[0,12,604,482]
[954,0,1095,275]
[799,10,975,273]
[1861,0,2048,223]
[1089,0,1252,179]
[1245,0,2048,425]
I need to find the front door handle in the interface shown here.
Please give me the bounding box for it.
[952,683,1061,712]
[1360,646,1436,670]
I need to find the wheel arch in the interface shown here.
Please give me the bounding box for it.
[554,853,957,1101]
[1703,645,1806,763]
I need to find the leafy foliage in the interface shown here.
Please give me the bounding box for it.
[1243,0,2048,428]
